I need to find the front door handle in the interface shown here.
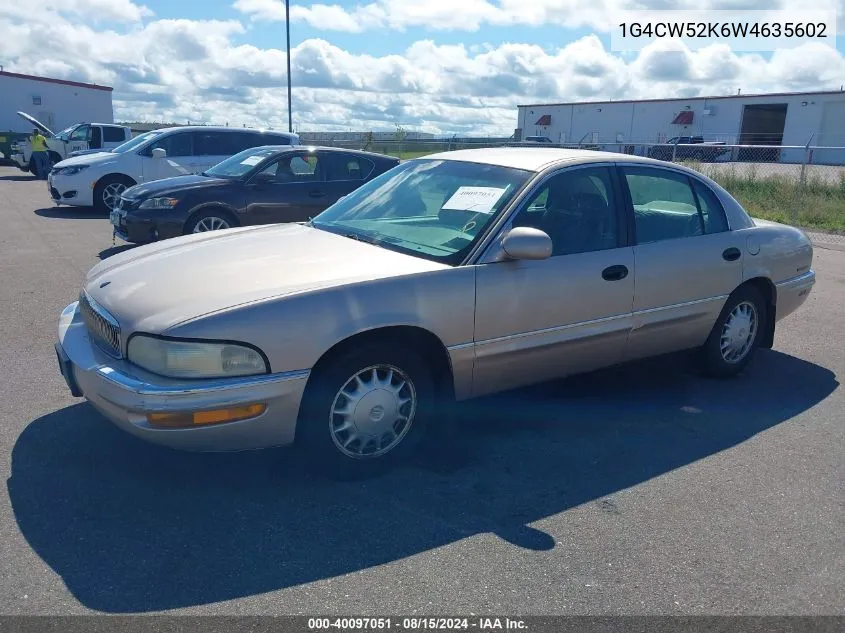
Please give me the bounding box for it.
[602,264,629,281]
[309,190,325,198]
[722,247,741,261]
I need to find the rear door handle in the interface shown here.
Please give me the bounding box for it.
[722,247,741,261]
[602,264,629,281]
[309,190,325,198]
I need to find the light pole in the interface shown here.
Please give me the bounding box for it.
[285,0,293,133]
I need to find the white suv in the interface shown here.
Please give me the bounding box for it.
[48,126,300,212]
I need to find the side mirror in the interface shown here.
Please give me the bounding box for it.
[151,147,166,159]
[501,226,553,261]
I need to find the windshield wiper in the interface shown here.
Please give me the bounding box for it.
[343,232,377,244]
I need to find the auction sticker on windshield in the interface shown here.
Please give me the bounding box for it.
[442,186,507,214]
[240,155,264,166]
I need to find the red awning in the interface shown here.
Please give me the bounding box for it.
[535,114,551,125]
[672,111,694,125]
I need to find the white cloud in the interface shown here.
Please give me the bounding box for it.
[2,4,844,135]
[234,0,845,34]
[0,0,153,23]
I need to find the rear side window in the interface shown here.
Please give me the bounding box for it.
[193,132,237,156]
[238,132,290,152]
[691,179,729,233]
[266,133,294,146]
[102,127,126,143]
[326,154,375,181]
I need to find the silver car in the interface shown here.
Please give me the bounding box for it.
[55,148,816,477]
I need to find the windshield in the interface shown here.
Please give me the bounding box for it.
[54,125,78,141]
[109,130,163,154]
[310,159,532,265]
[204,147,279,178]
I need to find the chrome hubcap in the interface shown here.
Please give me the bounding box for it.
[103,183,127,210]
[720,301,758,363]
[193,216,230,233]
[329,364,416,459]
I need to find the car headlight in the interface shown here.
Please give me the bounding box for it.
[138,197,179,209]
[127,334,269,379]
[56,165,89,175]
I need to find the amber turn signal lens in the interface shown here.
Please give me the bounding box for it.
[147,403,266,428]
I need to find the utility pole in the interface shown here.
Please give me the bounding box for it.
[286,0,293,133]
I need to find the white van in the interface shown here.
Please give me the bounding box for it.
[48,126,300,211]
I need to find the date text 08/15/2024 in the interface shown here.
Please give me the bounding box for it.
[307,617,527,631]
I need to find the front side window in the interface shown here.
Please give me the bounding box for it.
[510,166,620,256]
[311,159,532,265]
[147,132,192,157]
[69,125,89,142]
[623,167,707,243]
[254,154,324,183]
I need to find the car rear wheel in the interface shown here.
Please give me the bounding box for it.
[94,176,134,213]
[185,209,237,234]
[297,341,435,479]
[699,285,767,378]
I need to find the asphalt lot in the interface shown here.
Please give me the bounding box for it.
[0,166,843,616]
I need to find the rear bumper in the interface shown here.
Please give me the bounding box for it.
[56,301,310,452]
[775,270,816,322]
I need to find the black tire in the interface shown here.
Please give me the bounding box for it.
[93,175,134,213]
[297,341,436,480]
[183,208,238,235]
[699,285,768,378]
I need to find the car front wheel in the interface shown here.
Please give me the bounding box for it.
[94,176,134,213]
[699,285,767,378]
[184,209,237,234]
[297,341,435,479]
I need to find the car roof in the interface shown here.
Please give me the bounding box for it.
[249,145,399,161]
[420,147,671,172]
[150,126,300,136]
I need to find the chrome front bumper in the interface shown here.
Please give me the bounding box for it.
[56,302,310,451]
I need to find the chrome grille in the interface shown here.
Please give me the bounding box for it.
[79,293,122,358]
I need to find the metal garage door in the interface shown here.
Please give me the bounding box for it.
[818,101,845,145]
[815,101,845,164]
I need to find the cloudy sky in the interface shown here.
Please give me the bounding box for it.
[2,0,845,135]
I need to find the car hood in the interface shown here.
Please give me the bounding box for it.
[84,223,449,334]
[68,148,107,158]
[54,151,117,169]
[17,111,54,136]
[124,174,230,199]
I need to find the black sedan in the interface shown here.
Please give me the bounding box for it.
[110,146,399,243]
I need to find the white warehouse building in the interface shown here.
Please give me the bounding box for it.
[516,89,845,164]
[0,70,114,133]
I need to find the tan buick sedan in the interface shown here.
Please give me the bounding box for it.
[55,147,816,477]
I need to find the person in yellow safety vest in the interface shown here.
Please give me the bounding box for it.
[30,128,50,181]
